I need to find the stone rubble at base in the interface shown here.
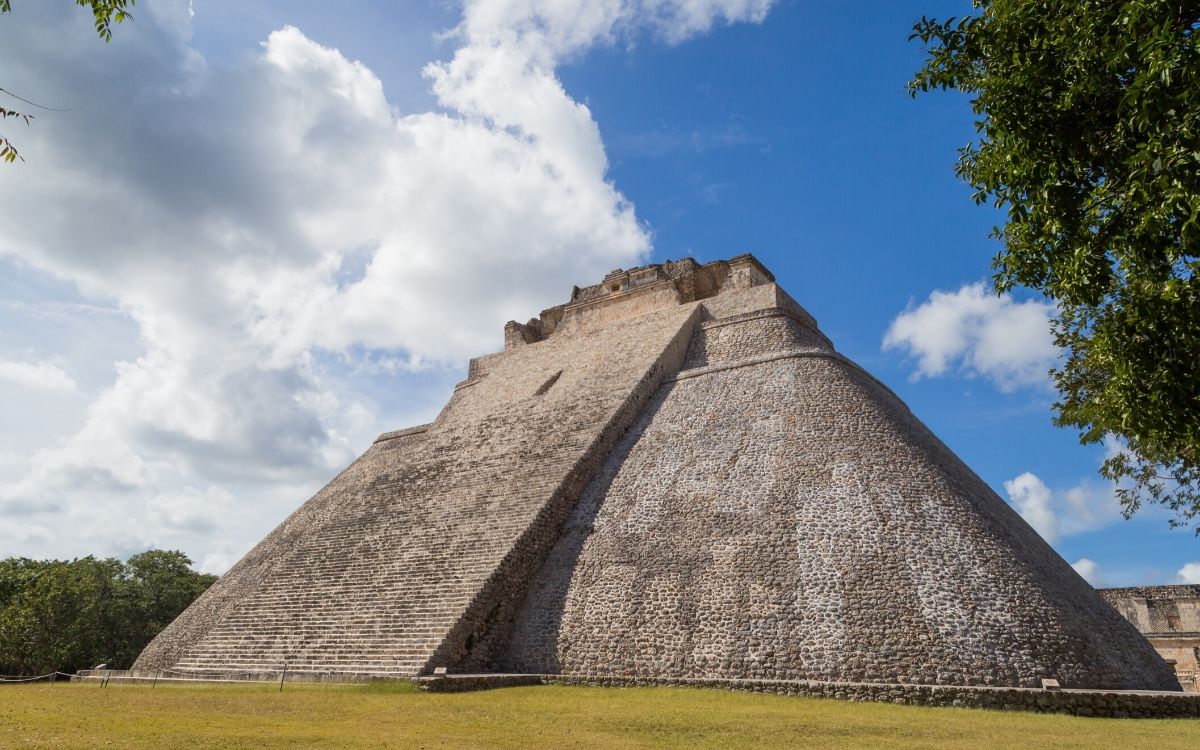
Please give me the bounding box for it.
[133,254,1185,709]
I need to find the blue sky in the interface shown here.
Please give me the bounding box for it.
[0,0,1195,585]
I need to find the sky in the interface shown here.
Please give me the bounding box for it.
[0,0,1195,586]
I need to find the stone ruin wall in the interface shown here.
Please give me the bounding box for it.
[135,256,754,676]
[136,297,703,675]
[1100,586,1200,692]
[136,254,1180,693]
[423,674,1200,719]
[492,292,1176,689]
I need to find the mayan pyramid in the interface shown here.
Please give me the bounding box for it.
[135,255,1179,690]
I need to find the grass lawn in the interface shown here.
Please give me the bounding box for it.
[2,681,1199,749]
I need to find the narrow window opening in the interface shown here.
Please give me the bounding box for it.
[535,369,563,396]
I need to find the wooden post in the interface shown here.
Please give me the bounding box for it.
[278,663,287,693]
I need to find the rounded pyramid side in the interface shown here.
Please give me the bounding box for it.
[502,317,1179,689]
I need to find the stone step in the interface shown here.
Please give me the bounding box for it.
[162,314,691,674]
[172,664,426,675]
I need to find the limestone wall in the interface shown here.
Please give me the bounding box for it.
[1100,586,1200,692]
[421,674,1200,719]
[132,451,381,672]
[498,304,1178,690]
[136,301,701,676]
[137,254,1180,692]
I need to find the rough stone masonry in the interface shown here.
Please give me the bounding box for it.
[134,255,1181,692]
[1102,585,1200,692]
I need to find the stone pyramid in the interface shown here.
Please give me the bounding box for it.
[135,255,1179,690]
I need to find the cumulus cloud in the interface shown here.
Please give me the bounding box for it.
[1071,558,1102,586]
[0,0,774,569]
[1003,471,1122,543]
[0,359,76,392]
[1179,563,1200,584]
[883,282,1057,391]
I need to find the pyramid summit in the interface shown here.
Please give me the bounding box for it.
[135,254,1178,690]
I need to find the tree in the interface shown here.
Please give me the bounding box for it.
[909,0,1200,532]
[0,557,124,674]
[118,550,217,666]
[0,551,215,675]
[0,0,135,162]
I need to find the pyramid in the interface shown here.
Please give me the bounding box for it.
[135,255,1179,690]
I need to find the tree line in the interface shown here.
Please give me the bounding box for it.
[0,550,215,675]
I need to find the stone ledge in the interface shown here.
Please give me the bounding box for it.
[698,307,808,332]
[416,673,1200,718]
[80,669,1200,718]
[74,669,406,684]
[372,424,432,444]
[669,347,906,406]
[417,674,543,691]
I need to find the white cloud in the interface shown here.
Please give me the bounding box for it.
[1179,563,1200,584]
[883,282,1057,391]
[0,0,774,570]
[1003,471,1122,543]
[453,0,772,56]
[1071,558,1102,586]
[0,359,76,392]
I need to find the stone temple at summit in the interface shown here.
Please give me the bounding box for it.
[135,255,1180,690]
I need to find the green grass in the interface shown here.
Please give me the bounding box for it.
[2,682,1198,749]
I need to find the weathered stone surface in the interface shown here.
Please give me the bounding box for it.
[418,674,1200,719]
[1101,585,1200,692]
[136,254,1179,693]
[135,294,702,676]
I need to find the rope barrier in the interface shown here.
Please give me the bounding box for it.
[0,671,59,683]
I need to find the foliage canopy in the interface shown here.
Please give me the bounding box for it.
[910,0,1200,531]
[0,550,215,675]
